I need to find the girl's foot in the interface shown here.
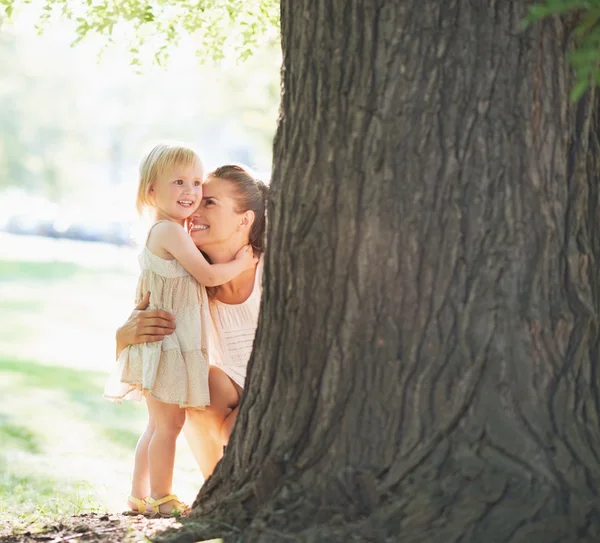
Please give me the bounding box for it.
[126,495,147,514]
[146,494,187,516]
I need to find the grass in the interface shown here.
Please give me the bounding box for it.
[0,417,43,454]
[0,233,203,534]
[0,259,83,280]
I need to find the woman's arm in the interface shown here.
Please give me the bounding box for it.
[150,221,256,287]
[115,292,176,358]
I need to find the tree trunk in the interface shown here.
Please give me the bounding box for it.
[172,1,600,541]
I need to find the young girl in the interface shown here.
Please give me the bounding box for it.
[104,143,256,515]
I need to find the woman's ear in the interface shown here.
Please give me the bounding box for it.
[240,210,256,230]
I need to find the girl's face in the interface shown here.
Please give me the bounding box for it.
[188,177,251,249]
[149,160,204,224]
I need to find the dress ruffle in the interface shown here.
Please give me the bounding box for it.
[104,240,211,408]
[104,343,209,408]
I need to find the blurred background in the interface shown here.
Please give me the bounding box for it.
[0,5,279,531]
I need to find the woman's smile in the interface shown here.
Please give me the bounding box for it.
[189,217,209,233]
[115,163,268,489]
[190,222,208,231]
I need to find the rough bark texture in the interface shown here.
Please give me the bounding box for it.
[163,1,600,541]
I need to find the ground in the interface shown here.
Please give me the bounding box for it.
[0,233,203,543]
[0,512,184,543]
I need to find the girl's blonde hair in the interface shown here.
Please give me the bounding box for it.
[136,143,204,215]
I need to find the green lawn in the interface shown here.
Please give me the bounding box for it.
[0,234,202,534]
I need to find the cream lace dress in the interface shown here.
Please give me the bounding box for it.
[207,255,263,388]
[104,222,211,408]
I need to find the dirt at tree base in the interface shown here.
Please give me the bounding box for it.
[0,512,185,543]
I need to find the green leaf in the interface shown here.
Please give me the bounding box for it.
[570,78,590,101]
[525,0,600,101]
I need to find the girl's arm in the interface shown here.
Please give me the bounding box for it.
[150,221,256,287]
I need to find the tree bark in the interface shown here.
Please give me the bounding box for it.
[170,1,600,541]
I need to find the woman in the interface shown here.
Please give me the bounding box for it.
[116,164,267,485]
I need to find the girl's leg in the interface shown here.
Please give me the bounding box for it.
[145,393,186,513]
[183,366,240,479]
[127,416,155,510]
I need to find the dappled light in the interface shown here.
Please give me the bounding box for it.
[0,4,278,538]
[4,0,600,541]
[0,236,203,531]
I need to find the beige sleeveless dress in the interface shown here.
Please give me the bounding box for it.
[207,255,263,388]
[104,222,211,408]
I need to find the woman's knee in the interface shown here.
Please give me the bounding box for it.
[208,366,240,412]
[220,407,239,445]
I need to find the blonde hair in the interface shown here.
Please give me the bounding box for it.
[136,143,204,215]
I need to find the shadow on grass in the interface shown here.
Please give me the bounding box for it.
[0,260,84,282]
[0,298,45,313]
[0,259,134,284]
[0,357,143,450]
[0,415,43,454]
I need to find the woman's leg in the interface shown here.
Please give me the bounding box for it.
[220,406,239,446]
[183,366,240,479]
[127,416,155,510]
[145,393,186,513]
[220,381,243,445]
[183,408,226,479]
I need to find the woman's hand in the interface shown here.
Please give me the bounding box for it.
[115,292,176,358]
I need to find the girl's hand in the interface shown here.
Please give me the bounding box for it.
[235,245,259,270]
[115,292,176,358]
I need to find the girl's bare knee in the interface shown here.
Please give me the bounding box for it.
[146,417,156,434]
[153,408,185,436]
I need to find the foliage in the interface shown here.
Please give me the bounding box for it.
[0,0,279,65]
[526,0,600,100]
[3,1,597,103]
[0,1,280,198]
[0,24,279,199]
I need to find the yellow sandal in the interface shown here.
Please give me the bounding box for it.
[127,495,147,514]
[146,494,187,517]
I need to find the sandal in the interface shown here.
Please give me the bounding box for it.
[126,495,147,514]
[146,494,187,517]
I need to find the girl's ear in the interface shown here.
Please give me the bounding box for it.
[147,184,156,207]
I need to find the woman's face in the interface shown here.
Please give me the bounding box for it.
[189,177,247,250]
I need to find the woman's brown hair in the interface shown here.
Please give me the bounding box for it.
[208,165,268,253]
